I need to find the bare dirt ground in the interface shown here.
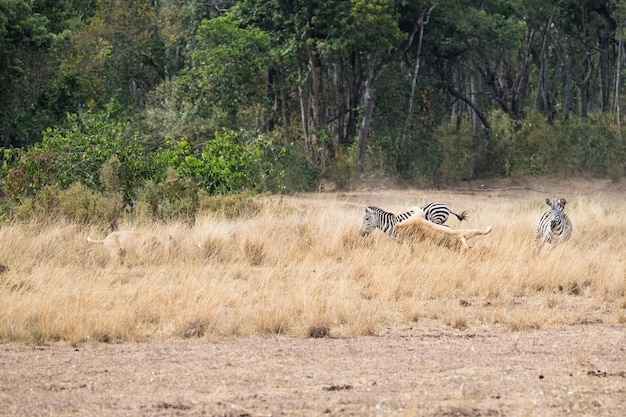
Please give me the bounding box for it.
[1,177,625,416]
[1,322,625,416]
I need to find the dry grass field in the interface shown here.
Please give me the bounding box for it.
[0,177,624,416]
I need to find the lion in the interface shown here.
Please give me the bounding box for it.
[395,208,492,251]
[87,231,176,264]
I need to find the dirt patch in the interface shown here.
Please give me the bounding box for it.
[2,322,625,416]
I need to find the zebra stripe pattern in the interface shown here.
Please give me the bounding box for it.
[360,206,415,239]
[534,197,573,253]
[421,202,469,225]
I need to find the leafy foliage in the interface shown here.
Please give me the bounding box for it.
[152,129,262,195]
[190,15,272,120]
[1,106,149,201]
[10,182,111,227]
[2,0,626,218]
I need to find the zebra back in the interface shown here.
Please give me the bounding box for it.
[360,206,415,239]
[421,202,468,225]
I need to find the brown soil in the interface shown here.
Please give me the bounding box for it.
[2,322,625,416]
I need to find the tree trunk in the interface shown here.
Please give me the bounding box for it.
[357,53,379,172]
[511,27,534,121]
[562,38,575,120]
[297,63,310,150]
[469,71,480,130]
[336,57,347,147]
[277,64,291,144]
[307,43,324,165]
[346,52,362,143]
[447,85,491,131]
[614,39,622,134]
[578,51,594,118]
[536,15,553,121]
[555,35,572,121]
[599,33,611,112]
[399,5,435,150]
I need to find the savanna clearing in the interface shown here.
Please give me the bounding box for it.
[0,177,625,416]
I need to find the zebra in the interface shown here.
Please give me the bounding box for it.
[360,206,416,239]
[421,202,469,226]
[534,197,573,253]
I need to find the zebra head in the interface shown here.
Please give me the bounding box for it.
[546,198,567,226]
[360,206,378,237]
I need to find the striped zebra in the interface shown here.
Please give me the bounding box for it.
[360,206,415,239]
[534,197,573,253]
[421,202,469,225]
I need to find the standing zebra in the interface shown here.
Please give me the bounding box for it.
[421,202,469,225]
[360,206,415,239]
[534,197,573,253]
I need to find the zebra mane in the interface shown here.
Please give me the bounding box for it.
[363,205,391,214]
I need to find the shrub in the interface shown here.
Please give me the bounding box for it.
[259,137,318,193]
[434,118,475,184]
[135,168,199,223]
[153,129,263,195]
[199,193,262,219]
[509,112,556,175]
[1,108,150,202]
[328,145,357,190]
[9,183,111,227]
[509,112,624,179]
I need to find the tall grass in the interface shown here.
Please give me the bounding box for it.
[0,188,624,343]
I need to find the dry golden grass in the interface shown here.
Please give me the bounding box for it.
[1,178,624,344]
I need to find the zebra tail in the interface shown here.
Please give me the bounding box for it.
[453,210,469,221]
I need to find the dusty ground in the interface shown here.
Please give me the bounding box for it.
[1,322,625,416]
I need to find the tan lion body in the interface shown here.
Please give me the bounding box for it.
[87,231,176,264]
[396,208,492,250]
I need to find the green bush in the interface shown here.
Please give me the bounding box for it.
[9,183,111,227]
[153,129,263,195]
[1,107,150,202]
[328,145,357,190]
[508,112,555,175]
[135,168,199,223]
[559,114,623,177]
[258,136,319,193]
[434,118,475,185]
[509,112,624,179]
[198,192,262,219]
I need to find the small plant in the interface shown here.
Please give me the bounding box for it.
[242,237,265,266]
[29,329,46,346]
[199,193,262,219]
[308,324,331,338]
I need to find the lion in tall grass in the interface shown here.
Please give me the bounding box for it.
[396,208,492,250]
[87,231,176,264]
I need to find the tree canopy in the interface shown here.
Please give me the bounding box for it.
[1,0,625,207]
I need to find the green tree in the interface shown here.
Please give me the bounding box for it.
[190,15,272,127]
[59,0,164,111]
[0,0,54,147]
[142,13,272,147]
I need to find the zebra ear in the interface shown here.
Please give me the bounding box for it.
[545,198,551,205]
[559,198,567,206]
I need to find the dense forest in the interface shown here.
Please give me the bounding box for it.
[1,0,625,222]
